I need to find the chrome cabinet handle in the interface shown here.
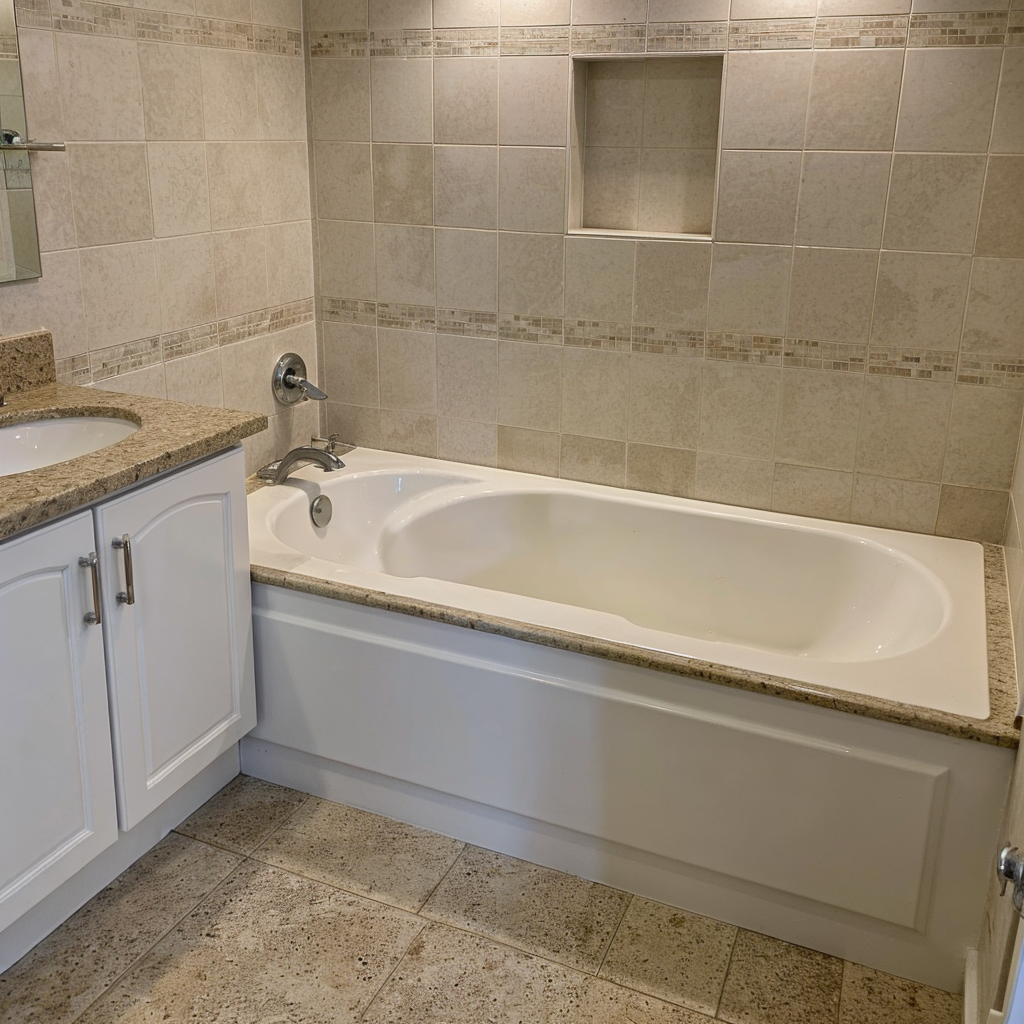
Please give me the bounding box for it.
[79,553,102,626]
[112,534,135,605]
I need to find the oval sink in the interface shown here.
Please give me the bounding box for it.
[0,416,140,477]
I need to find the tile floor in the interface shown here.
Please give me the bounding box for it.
[0,775,963,1024]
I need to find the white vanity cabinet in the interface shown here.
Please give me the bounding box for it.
[0,512,118,933]
[95,448,255,830]
[0,446,254,935]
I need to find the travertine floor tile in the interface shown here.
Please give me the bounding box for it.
[575,977,718,1022]
[76,860,424,1024]
[597,896,737,1015]
[0,834,240,1024]
[718,929,843,1024]
[420,845,631,973]
[174,773,308,854]
[839,962,961,1024]
[250,796,465,911]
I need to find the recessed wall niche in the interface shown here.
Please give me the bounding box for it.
[569,56,724,238]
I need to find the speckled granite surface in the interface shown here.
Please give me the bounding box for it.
[249,541,1019,749]
[0,331,56,394]
[1,383,266,541]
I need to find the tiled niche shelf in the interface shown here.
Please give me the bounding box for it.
[569,55,724,240]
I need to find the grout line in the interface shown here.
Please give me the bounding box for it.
[593,891,633,978]
[711,923,741,1019]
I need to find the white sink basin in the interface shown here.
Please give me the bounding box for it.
[0,415,140,477]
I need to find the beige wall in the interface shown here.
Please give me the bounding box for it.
[0,0,318,473]
[313,0,1024,542]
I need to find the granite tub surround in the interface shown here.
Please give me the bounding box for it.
[0,382,265,541]
[250,539,1018,748]
[0,775,964,1024]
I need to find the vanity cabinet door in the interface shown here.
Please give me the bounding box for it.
[0,512,118,932]
[95,447,255,831]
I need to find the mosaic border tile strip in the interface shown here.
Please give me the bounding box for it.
[499,25,570,55]
[907,11,1007,46]
[706,332,784,365]
[254,24,303,57]
[161,322,219,362]
[55,352,92,387]
[436,308,499,338]
[647,21,729,52]
[321,297,377,327]
[434,27,499,57]
[0,32,19,55]
[497,313,564,344]
[868,347,956,381]
[1010,10,1024,46]
[563,319,632,350]
[134,10,202,45]
[729,18,815,49]
[814,15,909,48]
[52,0,135,38]
[13,0,50,31]
[571,23,646,54]
[783,339,868,372]
[309,30,369,57]
[90,336,163,381]
[630,325,705,355]
[957,353,1024,389]
[376,302,436,331]
[369,28,432,58]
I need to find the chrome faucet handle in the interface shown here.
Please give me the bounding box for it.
[311,433,343,452]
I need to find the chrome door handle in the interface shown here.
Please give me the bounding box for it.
[112,534,135,605]
[79,553,102,625]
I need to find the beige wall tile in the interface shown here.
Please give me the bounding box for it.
[308,0,367,30]
[805,50,903,151]
[643,57,723,150]
[818,0,908,10]
[435,145,498,229]
[380,409,438,456]
[581,147,641,231]
[69,143,153,247]
[17,30,63,143]
[22,151,75,253]
[850,473,940,533]
[266,221,314,306]
[497,341,562,431]
[370,0,432,28]
[200,49,258,141]
[79,241,161,349]
[961,257,1024,357]
[992,50,1024,154]
[437,333,498,421]
[561,348,629,440]
[138,42,204,142]
[379,327,436,411]
[564,237,635,322]
[497,424,561,475]
[772,464,853,521]
[559,434,626,487]
[776,369,863,471]
[638,148,717,236]
[698,361,781,459]
[499,57,569,147]
[694,450,774,508]
[148,142,211,237]
[855,376,952,482]
[196,0,251,16]
[585,61,645,148]
[626,443,696,497]
[438,418,498,465]
[721,51,811,151]
[498,232,564,316]
[883,155,987,254]
[261,142,311,224]
[936,485,1009,543]
[155,233,215,333]
[324,321,379,407]
[56,34,144,141]
[253,0,302,27]
[499,148,566,234]
[434,0,500,27]
[256,54,307,142]
[628,352,701,449]
[634,240,711,328]
[715,150,800,245]
[212,227,268,319]
[871,252,971,352]
[375,224,435,306]
[436,228,497,311]
[165,349,223,409]
[372,144,434,224]
[731,0,815,15]
[976,157,1024,259]
[371,59,433,144]
[220,335,276,418]
[326,403,382,449]
[93,363,167,400]
[499,0,570,24]
[207,142,263,230]
[574,0,647,21]
[707,243,791,335]
[310,60,371,142]
[320,220,376,299]
[943,386,1024,489]
[649,0,730,17]
[434,58,498,144]
[316,143,373,221]
[796,153,890,250]
[788,247,878,344]
[896,49,1001,154]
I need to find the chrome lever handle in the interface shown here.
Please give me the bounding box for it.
[112,534,135,605]
[79,553,102,626]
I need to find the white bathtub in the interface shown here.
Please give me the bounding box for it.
[247,447,988,718]
[244,448,1012,991]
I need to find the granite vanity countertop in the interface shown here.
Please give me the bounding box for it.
[250,542,1020,749]
[0,383,266,541]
